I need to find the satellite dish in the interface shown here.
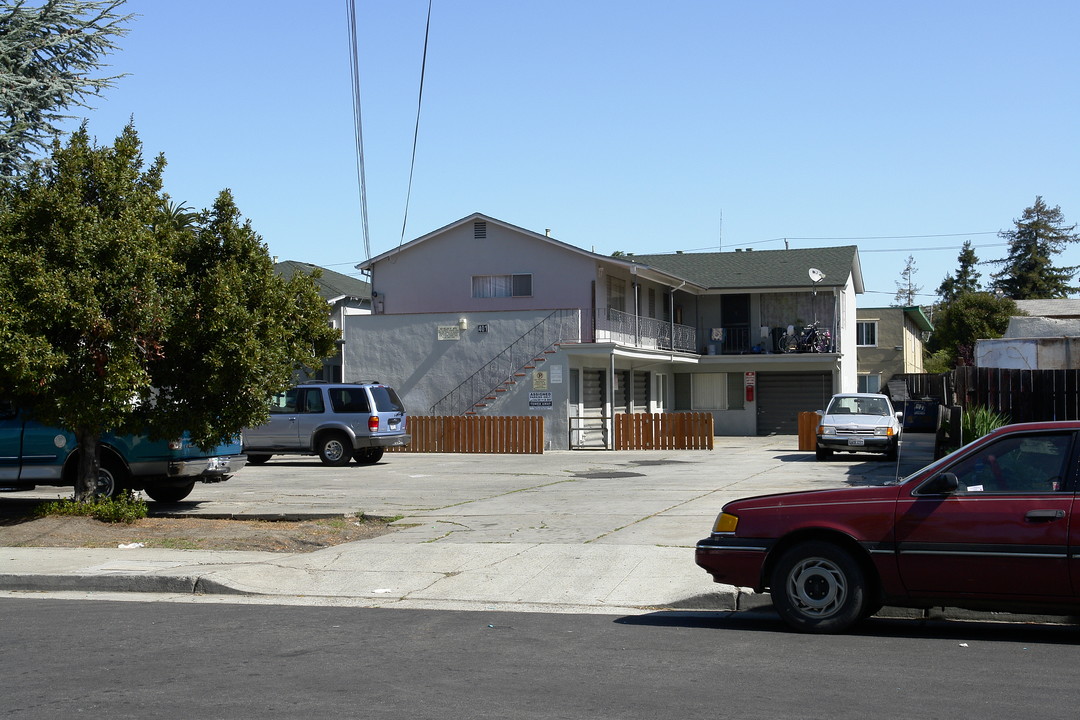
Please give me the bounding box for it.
[808,267,825,283]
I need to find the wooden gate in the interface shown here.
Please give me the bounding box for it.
[614,412,714,450]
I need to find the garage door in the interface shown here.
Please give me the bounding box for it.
[756,372,833,435]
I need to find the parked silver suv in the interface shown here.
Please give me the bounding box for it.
[244,381,410,466]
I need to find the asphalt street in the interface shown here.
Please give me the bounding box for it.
[3,597,1079,720]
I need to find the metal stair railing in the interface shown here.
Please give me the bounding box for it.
[430,309,580,416]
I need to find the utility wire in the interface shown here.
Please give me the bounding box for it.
[399,0,433,248]
[345,0,371,262]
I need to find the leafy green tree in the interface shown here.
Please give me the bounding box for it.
[990,196,1079,299]
[0,124,338,500]
[893,254,922,306]
[0,0,133,178]
[926,291,1017,367]
[936,240,982,303]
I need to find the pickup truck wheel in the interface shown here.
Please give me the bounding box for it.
[246,454,272,465]
[352,448,384,465]
[318,433,352,466]
[144,482,195,503]
[94,465,123,498]
[770,541,867,634]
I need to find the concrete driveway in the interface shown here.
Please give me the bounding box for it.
[2,434,936,613]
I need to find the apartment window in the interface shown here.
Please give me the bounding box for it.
[472,274,532,298]
[692,373,728,410]
[858,374,882,393]
[856,321,878,347]
[607,276,626,312]
[648,288,657,318]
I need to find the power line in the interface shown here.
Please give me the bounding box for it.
[345,0,371,262]
[398,0,433,249]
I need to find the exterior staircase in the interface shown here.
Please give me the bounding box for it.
[429,309,579,416]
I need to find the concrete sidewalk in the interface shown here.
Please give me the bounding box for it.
[2,435,934,615]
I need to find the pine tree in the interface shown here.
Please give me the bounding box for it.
[936,240,982,303]
[991,197,1079,299]
[0,0,133,178]
[893,254,922,306]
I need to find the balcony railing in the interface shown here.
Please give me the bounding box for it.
[593,307,696,353]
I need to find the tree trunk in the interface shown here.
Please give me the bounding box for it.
[74,427,101,503]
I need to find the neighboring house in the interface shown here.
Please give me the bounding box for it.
[346,212,865,449]
[977,299,1080,370]
[855,306,933,392]
[274,260,371,382]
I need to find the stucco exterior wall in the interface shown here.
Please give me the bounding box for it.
[342,309,574,449]
[368,221,597,316]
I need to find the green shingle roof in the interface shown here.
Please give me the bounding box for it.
[627,245,860,291]
[274,261,371,303]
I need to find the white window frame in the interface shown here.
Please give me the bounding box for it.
[857,373,882,393]
[856,320,878,347]
[654,373,668,411]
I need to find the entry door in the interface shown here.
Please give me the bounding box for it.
[575,369,607,449]
[894,431,1076,597]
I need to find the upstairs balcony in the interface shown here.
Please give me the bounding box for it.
[592,307,697,353]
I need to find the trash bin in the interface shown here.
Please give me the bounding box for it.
[902,400,939,432]
[798,411,821,451]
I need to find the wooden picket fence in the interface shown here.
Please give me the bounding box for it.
[614,412,715,450]
[388,415,545,454]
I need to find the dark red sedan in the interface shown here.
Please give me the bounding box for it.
[696,420,1080,633]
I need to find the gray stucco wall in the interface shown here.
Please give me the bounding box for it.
[369,222,597,316]
[342,310,574,449]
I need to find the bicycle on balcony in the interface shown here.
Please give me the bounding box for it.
[778,322,831,353]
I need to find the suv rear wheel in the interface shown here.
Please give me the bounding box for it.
[353,448,384,465]
[145,481,195,503]
[317,433,352,467]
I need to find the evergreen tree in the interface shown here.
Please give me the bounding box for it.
[0,0,133,178]
[926,291,1017,367]
[936,240,982,303]
[893,254,922,306]
[990,196,1079,299]
[0,124,337,500]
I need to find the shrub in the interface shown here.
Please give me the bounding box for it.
[35,491,149,524]
[961,405,1010,444]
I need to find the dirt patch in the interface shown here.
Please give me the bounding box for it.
[0,513,399,553]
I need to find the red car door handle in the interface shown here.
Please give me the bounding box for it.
[1025,509,1066,522]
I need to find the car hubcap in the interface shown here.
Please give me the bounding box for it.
[787,557,846,618]
[325,440,344,461]
[94,468,116,497]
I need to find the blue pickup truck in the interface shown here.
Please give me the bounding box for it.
[0,404,246,503]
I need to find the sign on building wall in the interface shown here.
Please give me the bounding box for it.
[437,326,461,341]
[529,391,553,408]
[533,369,549,390]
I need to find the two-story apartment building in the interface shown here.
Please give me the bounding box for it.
[855,306,933,392]
[346,213,864,449]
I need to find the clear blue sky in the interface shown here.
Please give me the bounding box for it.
[72,0,1080,304]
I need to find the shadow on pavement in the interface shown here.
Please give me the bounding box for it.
[615,609,1080,644]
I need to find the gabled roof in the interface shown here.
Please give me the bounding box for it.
[357,212,701,289]
[626,245,863,292]
[275,261,371,304]
[1014,299,1080,318]
[357,212,863,294]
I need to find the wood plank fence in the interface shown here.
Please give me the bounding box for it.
[893,368,1080,423]
[614,412,715,450]
[388,415,545,454]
